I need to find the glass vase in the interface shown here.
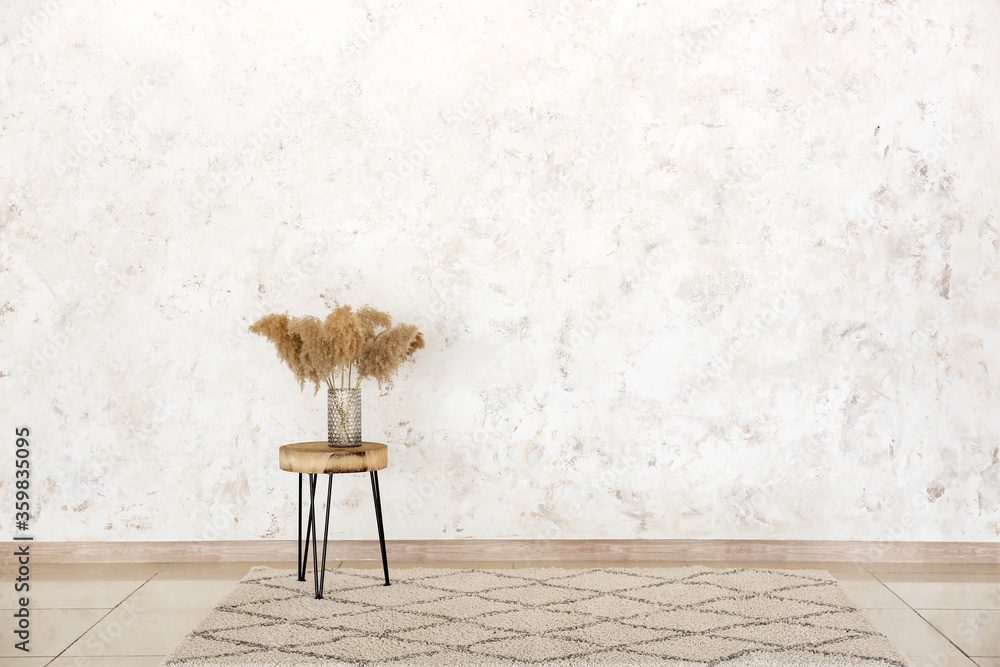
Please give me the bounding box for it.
[327,387,361,448]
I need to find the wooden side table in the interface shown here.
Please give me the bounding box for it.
[278,441,390,599]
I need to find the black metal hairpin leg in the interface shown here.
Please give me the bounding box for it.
[370,471,390,586]
[318,474,333,597]
[297,474,308,581]
[299,473,335,599]
[298,470,384,596]
[308,474,319,598]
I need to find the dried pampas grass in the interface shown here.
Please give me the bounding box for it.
[250,305,424,393]
[357,305,392,337]
[356,323,425,390]
[286,315,327,392]
[323,305,365,368]
[248,313,309,388]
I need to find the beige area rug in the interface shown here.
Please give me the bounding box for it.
[162,566,910,666]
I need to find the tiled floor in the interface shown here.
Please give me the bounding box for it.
[2,560,998,665]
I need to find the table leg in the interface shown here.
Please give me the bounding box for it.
[317,474,334,597]
[308,473,320,599]
[297,473,305,581]
[370,470,390,586]
[301,476,315,582]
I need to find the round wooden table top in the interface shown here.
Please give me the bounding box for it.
[279,441,388,475]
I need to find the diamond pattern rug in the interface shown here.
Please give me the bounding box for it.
[162,566,910,666]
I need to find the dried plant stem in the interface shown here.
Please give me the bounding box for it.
[331,395,354,439]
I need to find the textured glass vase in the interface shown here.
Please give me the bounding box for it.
[327,388,361,448]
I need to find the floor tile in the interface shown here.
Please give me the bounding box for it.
[0,608,108,657]
[865,563,1000,575]
[877,572,1000,583]
[127,562,293,609]
[905,658,979,667]
[151,561,298,580]
[907,655,979,667]
[920,609,1000,657]
[974,659,1000,666]
[122,578,238,609]
[878,573,1000,609]
[831,570,909,609]
[0,659,51,666]
[340,560,513,569]
[49,656,165,666]
[63,606,209,656]
[0,562,162,610]
[0,579,148,610]
[862,608,964,657]
[0,563,167,580]
[514,560,687,569]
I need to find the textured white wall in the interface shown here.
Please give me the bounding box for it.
[2,0,999,542]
